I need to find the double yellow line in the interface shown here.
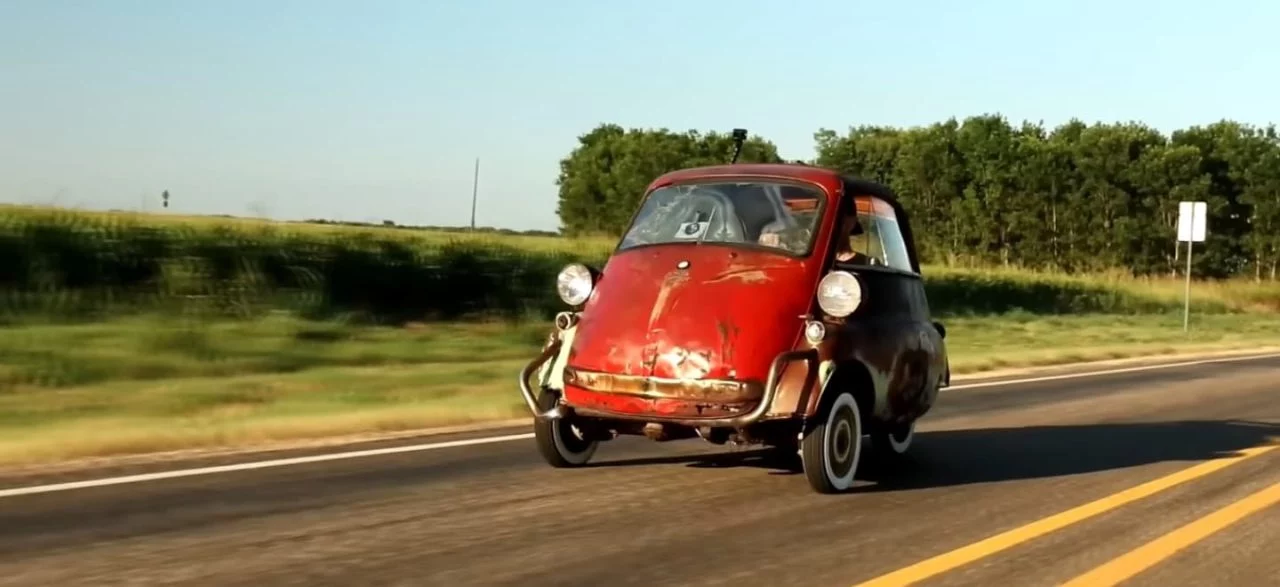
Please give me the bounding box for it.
[856,443,1279,587]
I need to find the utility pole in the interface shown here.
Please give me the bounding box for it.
[470,157,479,231]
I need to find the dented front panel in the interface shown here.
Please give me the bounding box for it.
[560,244,822,417]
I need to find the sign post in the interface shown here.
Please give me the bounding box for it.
[1177,201,1207,333]
[470,158,479,231]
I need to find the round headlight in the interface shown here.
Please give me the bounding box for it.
[816,271,863,317]
[556,263,594,306]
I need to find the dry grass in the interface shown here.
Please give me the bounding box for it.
[943,312,1280,372]
[0,203,619,256]
[925,264,1280,314]
[0,361,530,465]
[3,312,1280,466]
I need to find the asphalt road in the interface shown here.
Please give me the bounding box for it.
[1,355,1278,586]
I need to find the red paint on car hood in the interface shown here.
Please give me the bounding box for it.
[568,245,816,384]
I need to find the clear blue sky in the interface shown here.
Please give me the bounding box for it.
[2,0,1277,232]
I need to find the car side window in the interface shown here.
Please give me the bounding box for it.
[875,216,915,273]
[845,213,888,266]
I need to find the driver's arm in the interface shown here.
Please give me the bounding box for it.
[758,223,810,252]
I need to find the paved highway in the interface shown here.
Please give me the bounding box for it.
[0,355,1277,586]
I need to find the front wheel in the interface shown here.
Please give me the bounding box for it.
[532,389,598,468]
[800,390,864,494]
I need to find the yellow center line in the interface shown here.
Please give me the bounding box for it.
[853,444,1277,587]
[1061,479,1280,586]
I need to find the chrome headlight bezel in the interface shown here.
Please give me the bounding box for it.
[816,270,864,318]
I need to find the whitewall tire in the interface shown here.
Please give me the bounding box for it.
[533,391,598,467]
[801,390,863,494]
[869,419,915,461]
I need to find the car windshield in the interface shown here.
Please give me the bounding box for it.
[617,180,826,256]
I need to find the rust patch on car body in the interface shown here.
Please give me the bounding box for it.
[714,319,741,370]
[703,268,771,285]
[770,323,914,421]
[702,260,794,286]
[647,269,691,332]
[886,347,933,422]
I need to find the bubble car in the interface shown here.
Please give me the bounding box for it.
[518,130,950,493]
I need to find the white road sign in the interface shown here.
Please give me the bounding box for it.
[1177,201,1207,243]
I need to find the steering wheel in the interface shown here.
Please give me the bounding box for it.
[677,189,745,241]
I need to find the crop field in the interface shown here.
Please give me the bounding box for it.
[2,204,1280,466]
[4,203,1279,321]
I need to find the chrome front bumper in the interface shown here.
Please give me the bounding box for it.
[519,342,818,428]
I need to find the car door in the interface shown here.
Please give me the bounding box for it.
[835,196,940,421]
[867,204,944,420]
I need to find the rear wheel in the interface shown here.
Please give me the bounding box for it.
[532,390,598,467]
[800,390,863,494]
[868,419,915,462]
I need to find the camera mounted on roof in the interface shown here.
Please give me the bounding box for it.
[730,128,748,164]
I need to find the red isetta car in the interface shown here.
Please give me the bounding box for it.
[519,139,950,494]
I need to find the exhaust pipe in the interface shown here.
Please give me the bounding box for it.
[519,341,565,420]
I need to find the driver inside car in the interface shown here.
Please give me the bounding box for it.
[757,213,880,266]
[833,214,880,265]
[756,221,809,253]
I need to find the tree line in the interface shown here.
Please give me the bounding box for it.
[554,117,1280,280]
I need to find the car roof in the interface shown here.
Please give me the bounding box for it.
[648,163,901,209]
[647,163,922,273]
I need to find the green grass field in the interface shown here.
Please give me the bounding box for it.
[3,204,1280,467]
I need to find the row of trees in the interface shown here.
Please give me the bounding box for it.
[555,118,1280,279]
[555,125,783,235]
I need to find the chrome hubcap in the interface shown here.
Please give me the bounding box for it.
[832,418,852,463]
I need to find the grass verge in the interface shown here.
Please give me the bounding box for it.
[2,312,1280,467]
